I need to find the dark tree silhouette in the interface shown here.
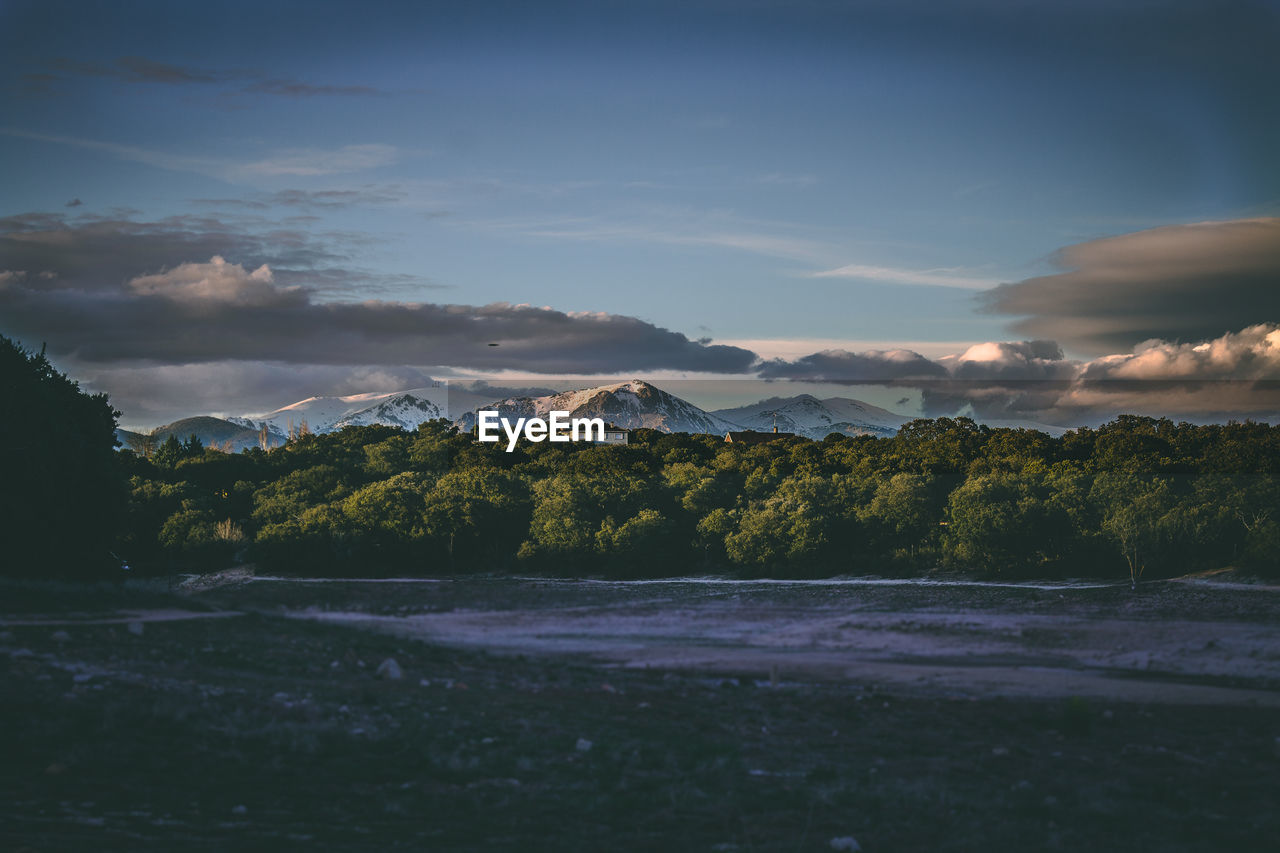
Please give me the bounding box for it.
[0,336,126,577]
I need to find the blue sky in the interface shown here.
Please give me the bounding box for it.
[2,0,1279,427]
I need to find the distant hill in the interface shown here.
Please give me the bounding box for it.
[711,394,910,439]
[117,416,278,453]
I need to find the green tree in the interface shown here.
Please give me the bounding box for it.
[863,472,940,558]
[724,475,833,576]
[944,468,1074,574]
[424,467,532,570]
[1091,472,1179,588]
[595,508,675,575]
[521,448,665,572]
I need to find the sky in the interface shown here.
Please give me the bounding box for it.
[1,0,1278,429]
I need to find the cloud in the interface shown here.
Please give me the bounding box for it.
[983,218,1280,354]
[455,380,562,399]
[126,256,294,307]
[811,264,999,290]
[522,220,829,264]
[70,361,447,429]
[758,348,947,381]
[760,324,1280,425]
[937,340,1076,381]
[753,173,816,187]
[0,210,339,289]
[0,264,755,372]
[0,217,757,375]
[233,145,400,179]
[0,210,434,298]
[1079,324,1280,382]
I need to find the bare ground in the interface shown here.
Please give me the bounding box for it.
[1,574,1278,851]
[275,576,1280,706]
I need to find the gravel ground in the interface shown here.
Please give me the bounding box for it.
[1,575,1278,851]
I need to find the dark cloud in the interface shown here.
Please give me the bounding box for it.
[64,198,83,208]
[757,348,947,381]
[938,340,1076,382]
[0,210,341,288]
[294,267,451,295]
[982,218,1280,355]
[0,223,757,375]
[757,340,1076,422]
[0,211,435,298]
[1,283,757,373]
[456,380,562,399]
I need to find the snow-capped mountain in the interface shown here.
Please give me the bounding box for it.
[329,392,448,431]
[454,380,743,435]
[140,381,1070,449]
[711,394,911,439]
[230,383,449,436]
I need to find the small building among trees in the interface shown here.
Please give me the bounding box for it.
[593,424,629,445]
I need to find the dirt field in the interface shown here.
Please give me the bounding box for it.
[272,576,1280,707]
[2,574,1278,851]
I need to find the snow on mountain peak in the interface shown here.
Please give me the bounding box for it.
[230,383,449,435]
[711,394,910,439]
[454,380,741,435]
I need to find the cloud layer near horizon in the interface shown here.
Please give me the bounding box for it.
[982,218,1280,354]
[5,210,1280,428]
[0,256,755,373]
[0,213,755,374]
[760,324,1280,424]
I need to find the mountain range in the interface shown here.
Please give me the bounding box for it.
[710,394,908,439]
[119,379,1068,452]
[453,380,742,435]
[228,383,449,438]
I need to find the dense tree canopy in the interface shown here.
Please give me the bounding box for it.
[6,338,1274,583]
[109,411,1280,582]
[0,335,126,577]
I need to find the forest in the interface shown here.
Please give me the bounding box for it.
[5,336,1279,582]
[115,413,1280,583]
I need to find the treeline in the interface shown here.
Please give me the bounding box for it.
[117,416,1280,582]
